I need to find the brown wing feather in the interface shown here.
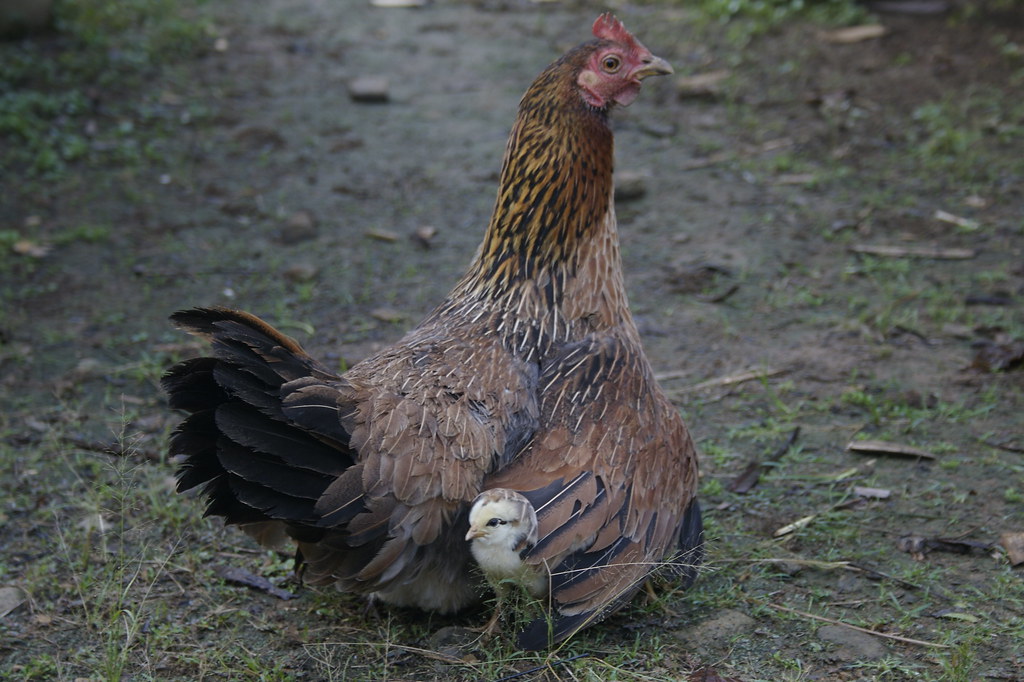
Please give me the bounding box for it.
[485,332,700,649]
[332,330,536,516]
[281,324,539,598]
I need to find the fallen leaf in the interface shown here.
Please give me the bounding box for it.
[822,24,888,44]
[867,0,950,14]
[0,586,26,618]
[847,440,936,460]
[727,460,762,494]
[853,486,891,499]
[366,229,400,242]
[371,308,406,323]
[232,125,286,150]
[897,535,993,561]
[213,565,295,600]
[666,263,733,296]
[689,668,745,682]
[727,428,800,494]
[78,513,111,533]
[982,437,1024,454]
[933,610,980,623]
[774,514,816,537]
[12,240,50,258]
[999,532,1024,566]
[676,70,731,98]
[972,340,1024,372]
[934,209,980,232]
[964,292,1013,306]
[848,244,976,259]
[773,173,816,185]
[826,467,860,483]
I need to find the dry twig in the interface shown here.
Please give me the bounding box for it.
[756,600,949,649]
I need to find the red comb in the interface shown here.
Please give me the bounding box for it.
[592,12,639,49]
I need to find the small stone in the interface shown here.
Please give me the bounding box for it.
[283,262,319,283]
[675,609,756,650]
[68,357,104,381]
[348,77,390,103]
[775,561,804,577]
[411,225,438,249]
[232,125,286,151]
[614,170,649,202]
[836,572,861,593]
[427,625,477,660]
[279,211,318,244]
[817,624,887,661]
[1000,532,1024,566]
[0,586,26,618]
[428,625,477,650]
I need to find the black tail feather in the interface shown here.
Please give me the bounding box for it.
[215,402,352,475]
[163,358,228,412]
[164,307,354,533]
[517,611,592,651]
[670,497,704,588]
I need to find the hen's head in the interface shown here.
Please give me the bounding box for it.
[577,13,673,109]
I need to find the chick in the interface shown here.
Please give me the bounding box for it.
[465,489,547,634]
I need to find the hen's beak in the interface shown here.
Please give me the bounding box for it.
[633,55,673,80]
[465,527,485,541]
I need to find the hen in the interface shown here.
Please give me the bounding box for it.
[164,13,702,649]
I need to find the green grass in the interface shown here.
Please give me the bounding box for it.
[694,0,868,38]
[0,0,211,180]
[908,89,1024,187]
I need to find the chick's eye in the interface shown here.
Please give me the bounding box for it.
[601,55,622,73]
[486,518,506,527]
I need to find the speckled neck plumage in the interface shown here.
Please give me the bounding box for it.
[443,42,632,355]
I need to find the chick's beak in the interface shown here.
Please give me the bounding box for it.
[465,527,485,541]
[633,55,673,81]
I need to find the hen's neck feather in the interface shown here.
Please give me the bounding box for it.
[444,43,632,349]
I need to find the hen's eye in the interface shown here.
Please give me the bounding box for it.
[486,518,506,527]
[601,55,622,73]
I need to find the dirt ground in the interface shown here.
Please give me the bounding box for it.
[1,0,1023,680]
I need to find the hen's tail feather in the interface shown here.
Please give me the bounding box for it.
[517,611,592,651]
[163,358,228,412]
[215,402,351,476]
[163,307,356,533]
[670,498,704,588]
